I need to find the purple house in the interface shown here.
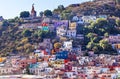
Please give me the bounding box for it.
[0,16,4,22]
[53,20,69,28]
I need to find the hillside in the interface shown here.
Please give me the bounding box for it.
[0,21,56,56]
[54,0,120,17]
[0,0,120,56]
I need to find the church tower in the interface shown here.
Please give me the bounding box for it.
[31,4,36,17]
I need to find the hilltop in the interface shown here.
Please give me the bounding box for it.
[54,0,120,17]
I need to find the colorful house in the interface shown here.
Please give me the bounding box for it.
[53,20,69,28]
[0,67,13,75]
[66,30,76,38]
[63,41,73,50]
[107,34,120,44]
[69,22,77,30]
[0,57,6,63]
[68,53,77,61]
[82,15,97,23]
[17,58,37,69]
[56,26,67,37]
[56,51,68,59]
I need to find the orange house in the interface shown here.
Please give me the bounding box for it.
[114,44,120,49]
[0,57,6,63]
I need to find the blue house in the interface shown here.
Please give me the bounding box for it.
[56,51,68,59]
[42,26,49,31]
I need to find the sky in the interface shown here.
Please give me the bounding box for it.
[0,0,90,19]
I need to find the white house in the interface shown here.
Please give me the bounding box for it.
[98,15,107,19]
[48,25,55,32]
[34,49,41,53]
[45,67,53,73]
[76,34,84,40]
[29,68,45,75]
[72,16,79,21]
[82,15,97,23]
[42,17,52,23]
[72,16,84,24]
[56,26,67,37]
[72,66,78,72]
[0,67,13,75]
[49,55,56,61]
[34,49,46,57]
[64,72,76,78]
[77,20,84,24]
[66,30,76,38]
[72,46,82,54]
[63,41,73,50]
[100,68,109,73]
[37,26,42,29]
[29,62,49,75]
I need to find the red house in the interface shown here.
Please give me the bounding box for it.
[68,53,77,61]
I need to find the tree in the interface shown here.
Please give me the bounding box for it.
[44,10,52,17]
[16,46,24,52]
[86,33,97,42]
[104,32,109,38]
[14,16,21,23]
[116,19,120,27]
[39,11,44,17]
[92,46,99,53]
[24,43,32,49]
[8,19,15,23]
[87,18,115,36]
[86,41,95,50]
[26,65,30,74]
[86,33,96,38]
[58,5,65,10]
[54,42,61,49]
[2,20,9,27]
[35,30,42,37]
[92,37,100,43]
[99,39,111,50]
[116,0,120,5]
[20,11,30,18]
[21,38,29,44]
[60,10,72,20]
[22,29,32,37]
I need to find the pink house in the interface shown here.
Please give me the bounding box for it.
[65,63,72,71]
[107,34,120,44]
[18,58,36,69]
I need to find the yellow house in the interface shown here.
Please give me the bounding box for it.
[0,57,6,63]
[50,60,64,68]
[69,22,77,30]
[118,44,120,49]
[114,44,120,49]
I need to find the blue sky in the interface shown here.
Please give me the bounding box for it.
[0,0,90,19]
